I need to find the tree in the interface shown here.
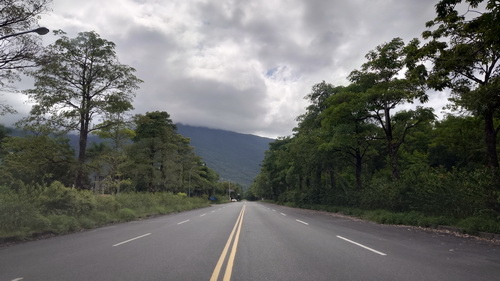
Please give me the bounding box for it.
[428,115,486,169]
[0,0,51,88]
[21,30,142,189]
[126,111,209,193]
[422,0,500,169]
[322,86,379,190]
[348,38,432,179]
[0,134,75,187]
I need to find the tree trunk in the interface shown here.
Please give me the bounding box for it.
[484,110,499,169]
[383,105,400,180]
[389,142,400,180]
[355,149,363,191]
[327,164,336,191]
[75,121,88,189]
[314,167,322,203]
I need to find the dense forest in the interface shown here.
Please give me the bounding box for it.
[248,0,500,233]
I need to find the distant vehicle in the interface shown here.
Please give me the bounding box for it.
[231,198,237,202]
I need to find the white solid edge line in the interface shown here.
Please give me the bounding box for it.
[177,219,190,225]
[113,233,151,247]
[336,235,387,256]
[296,219,309,225]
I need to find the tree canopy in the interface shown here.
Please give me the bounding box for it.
[21,30,143,188]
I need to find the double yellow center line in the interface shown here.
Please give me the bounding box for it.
[210,204,246,281]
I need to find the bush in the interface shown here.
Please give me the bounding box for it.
[117,208,137,221]
[39,182,96,216]
[457,216,500,234]
[0,186,39,232]
[47,214,80,234]
[77,216,97,229]
[95,195,121,213]
[1,184,210,240]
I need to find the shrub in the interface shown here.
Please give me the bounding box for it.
[457,216,500,234]
[0,186,39,231]
[117,208,137,221]
[47,214,80,234]
[95,195,121,213]
[39,182,96,216]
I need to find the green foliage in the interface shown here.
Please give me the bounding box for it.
[117,208,136,221]
[0,182,210,241]
[422,0,500,168]
[46,214,80,234]
[252,3,499,236]
[457,215,500,234]
[0,186,38,233]
[125,111,215,194]
[38,181,96,216]
[0,135,75,186]
[20,30,143,188]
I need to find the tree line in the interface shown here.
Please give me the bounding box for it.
[0,1,242,198]
[248,0,499,225]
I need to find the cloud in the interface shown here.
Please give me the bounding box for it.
[1,0,446,138]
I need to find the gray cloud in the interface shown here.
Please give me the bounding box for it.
[1,0,446,138]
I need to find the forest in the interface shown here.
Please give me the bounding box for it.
[248,0,500,234]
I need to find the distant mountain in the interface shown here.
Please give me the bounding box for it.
[176,124,274,188]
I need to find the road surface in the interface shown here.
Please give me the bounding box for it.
[1,202,499,280]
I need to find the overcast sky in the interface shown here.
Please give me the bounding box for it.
[1,0,450,138]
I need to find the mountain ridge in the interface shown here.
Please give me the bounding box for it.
[176,124,273,188]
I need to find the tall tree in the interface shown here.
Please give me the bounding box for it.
[422,0,500,168]
[127,111,206,193]
[322,86,379,191]
[348,38,432,179]
[22,30,142,189]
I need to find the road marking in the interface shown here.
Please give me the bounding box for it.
[177,219,190,225]
[296,219,309,225]
[11,278,23,281]
[200,213,207,217]
[212,210,216,213]
[112,233,151,247]
[336,235,387,256]
[280,212,287,216]
[210,205,246,281]
[272,209,276,212]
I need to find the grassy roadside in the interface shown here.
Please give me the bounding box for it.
[269,201,500,236]
[0,182,211,242]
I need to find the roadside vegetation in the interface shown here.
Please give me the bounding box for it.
[248,0,500,235]
[0,182,211,240]
[0,1,242,242]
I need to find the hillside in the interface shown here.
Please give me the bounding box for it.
[176,124,274,188]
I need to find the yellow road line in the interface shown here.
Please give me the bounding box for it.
[210,205,246,281]
[223,205,245,281]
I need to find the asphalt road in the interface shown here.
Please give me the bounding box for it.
[1,202,499,281]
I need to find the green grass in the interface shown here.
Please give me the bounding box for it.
[272,202,500,235]
[0,182,211,241]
